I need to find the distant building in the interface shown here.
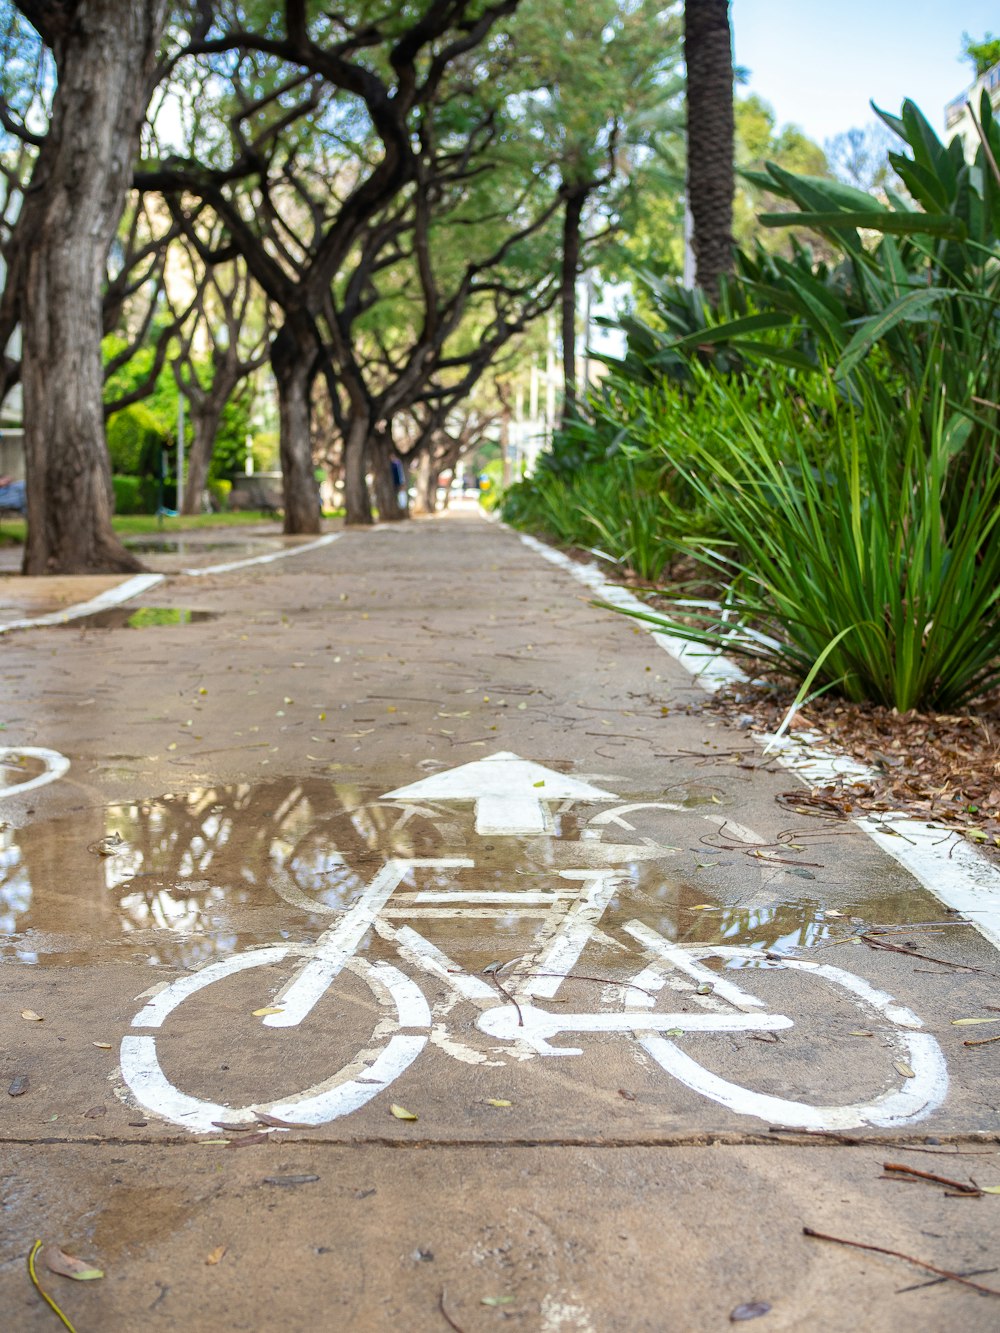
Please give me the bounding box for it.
[945,60,1000,158]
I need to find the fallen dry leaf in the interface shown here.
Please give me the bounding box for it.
[893,1061,916,1079]
[951,1017,1000,1026]
[8,1074,28,1096]
[92,1041,112,1050]
[21,1010,43,1022]
[42,1245,104,1281]
[253,1111,313,1129]
[486,1099,512,1108]
[252,1007,284,1017]
[390,1104,418,1121]
[205,1245,227,1266]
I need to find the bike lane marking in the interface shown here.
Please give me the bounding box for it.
[0,745,70,798]
[384,752,618,836]
[0,572,164,634]
[0,533,342,633]
[515,530,1000,954]
[114,757,951,1135]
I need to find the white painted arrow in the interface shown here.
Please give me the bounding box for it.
[382,751,617,836]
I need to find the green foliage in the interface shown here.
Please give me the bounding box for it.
[616,365,1000,711]
[503,376,730,583]
[694,95,1000,450]
[107,403,165,475]
[962,31,1000,77]
[112,474,144,515]
[208,478,232,509]
[512,93,1000,711]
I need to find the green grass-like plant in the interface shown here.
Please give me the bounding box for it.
[618,366,1000,711]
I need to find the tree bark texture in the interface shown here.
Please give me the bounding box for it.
[684,0,735,305]
[560,190,586,427]
[342,415,373,525]
[271,321,322,533]
[369,424,407,521]
[413,450,436,515]
[181,410,218,516]
[17,0,168,574]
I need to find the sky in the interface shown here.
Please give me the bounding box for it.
[731,0,997,146]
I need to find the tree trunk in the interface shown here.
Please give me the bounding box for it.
[560,189,587,428]
[369,424,407,521]
[17,0,168,574]
[180,406,220,515]
[271,322,322,533]
[684,0,735,305]
[412,450,436,515]
[342,415,373,525]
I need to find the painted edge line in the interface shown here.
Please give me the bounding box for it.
[513,529,1000,954]
[0,531,345,632]
[182,530,342,576]
[0,572,165,635]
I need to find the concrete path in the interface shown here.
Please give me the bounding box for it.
[2,511,999,1331]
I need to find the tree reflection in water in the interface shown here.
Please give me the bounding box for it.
[1,779,451,967]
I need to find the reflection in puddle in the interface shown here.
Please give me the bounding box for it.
[0,779,947,973]
[0,751,51,791]
[123,537,279,556]
[72,607,218,629]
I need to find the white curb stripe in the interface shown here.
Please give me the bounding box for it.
[0,531,343,632]
[182,531,342,576]
[515,530,1000,955]
[0,572,165,634]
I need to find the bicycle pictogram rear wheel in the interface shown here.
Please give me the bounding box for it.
[621,941,947,1130]
[119,945,431,1133]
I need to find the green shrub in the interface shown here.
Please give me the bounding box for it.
[112,474,144,515]
[616,364,1000,711]
[107,404,165,476]
[208,478,232,510]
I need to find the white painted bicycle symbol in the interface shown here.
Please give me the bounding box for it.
[119,754,948,1133]
[0,746,70,799]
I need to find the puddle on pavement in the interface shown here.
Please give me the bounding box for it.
[123,537,279,556]
[70,607,219,630]
[0,751,51,791]
[661,781,732,808]
[0,777,952,974]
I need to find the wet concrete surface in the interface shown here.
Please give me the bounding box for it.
[1,512,999,1328]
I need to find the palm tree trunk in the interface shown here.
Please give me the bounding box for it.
[684,0,735,304]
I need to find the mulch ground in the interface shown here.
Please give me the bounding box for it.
[701,681,1000,857]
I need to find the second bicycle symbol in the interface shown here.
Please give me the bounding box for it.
[118,753,949,1134]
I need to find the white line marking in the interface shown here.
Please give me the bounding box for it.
[0,573,165,634]
[383,923,499,1004]
[384,751,617,836]
[477,1002,792,1056]
[516,530,1000,954]
[622,923,767,1010]
[0,746,70,798]
[640,1029,947,1130]
[121,957,430,1133]
[182,531,342,576]
[264,857,471,1027]
[519,871,627,1000]
[0,532,342,634]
